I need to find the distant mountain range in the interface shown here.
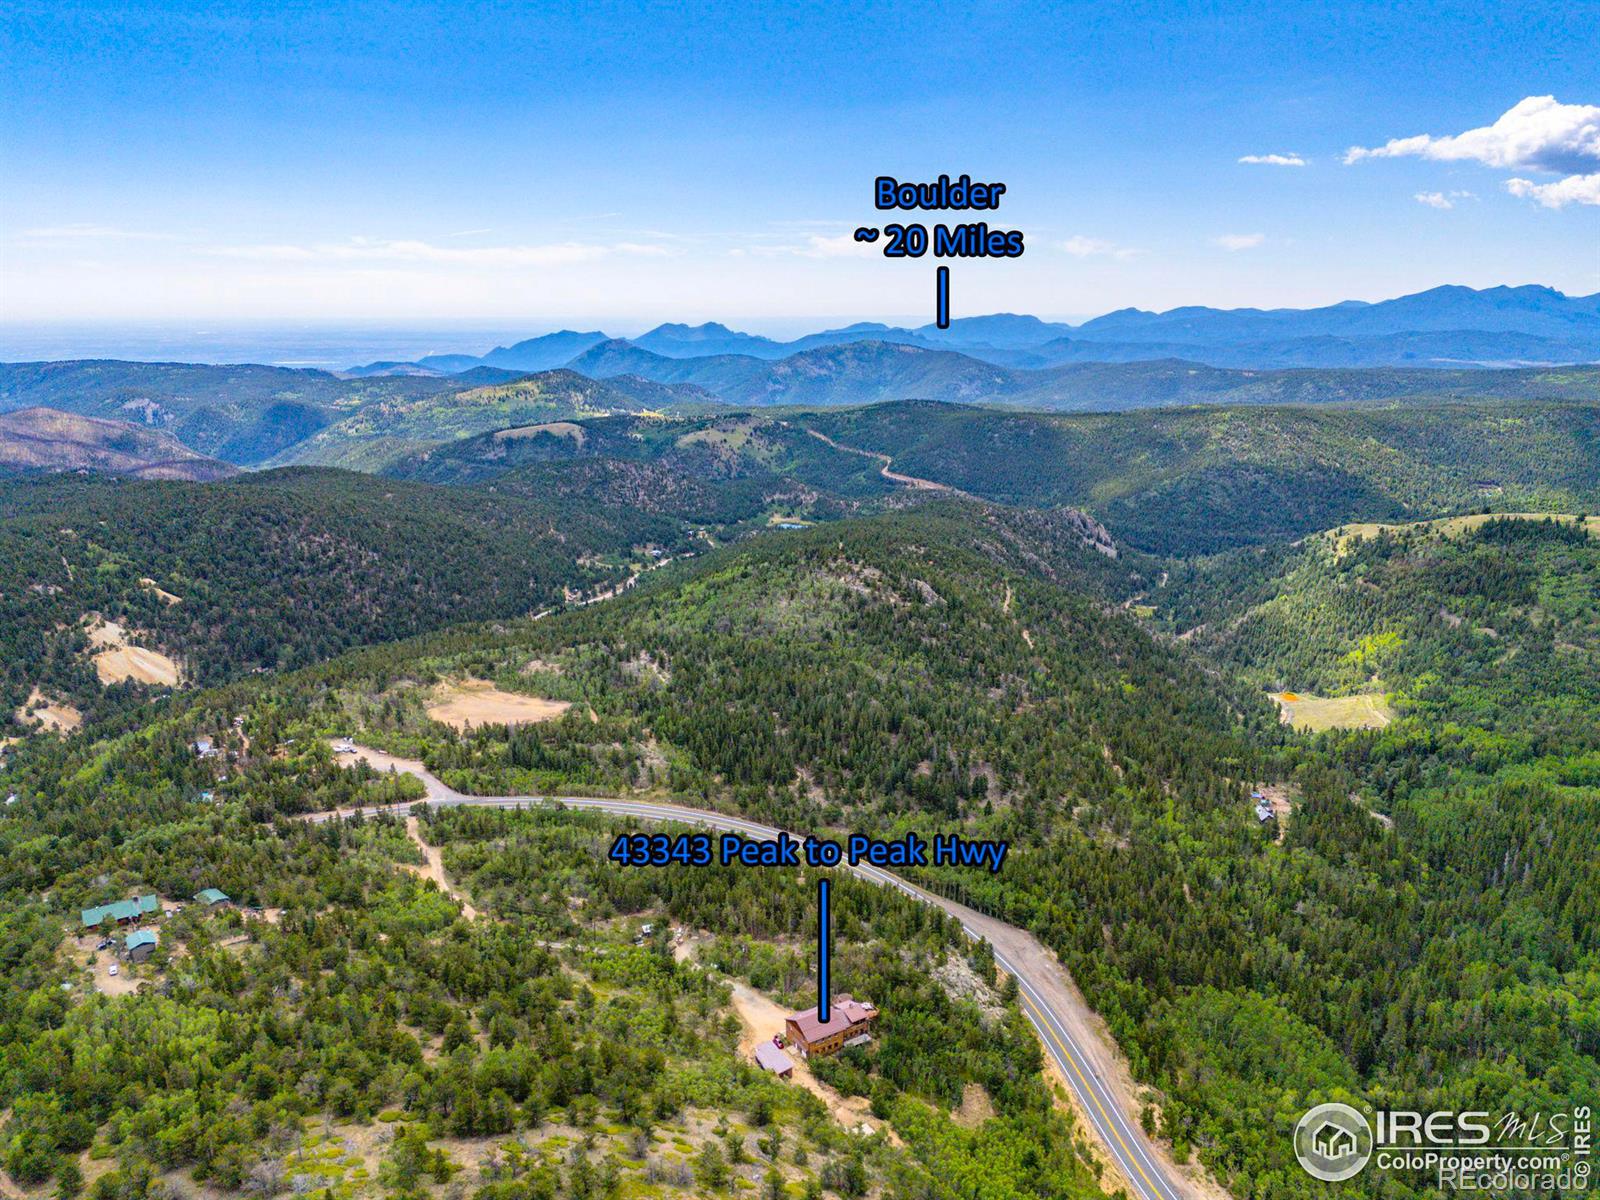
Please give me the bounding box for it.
[4,286,1597,474]
[353,285,1600,376]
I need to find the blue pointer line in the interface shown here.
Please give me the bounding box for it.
[818,878,831,1022]
[935,266,950,329]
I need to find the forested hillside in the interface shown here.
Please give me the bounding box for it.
[0,504,1167,1200]
[0,409,239,481]
[796,399,1600,553]
[0,731,1118,1200]
[387,412,894,503]
[1165,513,1600,779]
[0,470,686,732]
[374,398,1600,557]
[16,500,1577,1199]
[272,372,721,472]
[4,408,1600,1200]
[0,361,492,465]
[12,356,1596,479]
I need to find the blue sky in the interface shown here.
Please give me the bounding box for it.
[2,1,1597,331]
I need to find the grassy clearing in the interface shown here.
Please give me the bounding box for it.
[492,421,586,446]
[1269,691,1394,731]
[1329,512,1599,557]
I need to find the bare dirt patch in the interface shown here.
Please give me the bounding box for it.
[425,678,571,731]
[16,686,82,733]
[952,1082,997,1128]
[139,577,182,605]
[86,618,182,685]
[402,816,479,919]
[64,932,143,997]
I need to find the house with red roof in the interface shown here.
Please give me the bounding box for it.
[783,994,878,1059]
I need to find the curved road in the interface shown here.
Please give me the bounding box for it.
[310,746,1209,1200]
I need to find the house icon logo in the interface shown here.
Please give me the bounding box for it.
[1313,1122,1356,1159]
[1294,1102,1373,1181]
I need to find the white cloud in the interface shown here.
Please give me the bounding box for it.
[1345,96,1600,172]
[1414,190,1477,209]
[1060,235,1142,259]
[1346,96,1600,209]
[207,237,673,265]
[1505,173,1600,208]
[1238,153,1307,167]
[1212,232,1265,251]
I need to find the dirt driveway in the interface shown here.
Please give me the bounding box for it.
[726,978,897,1143]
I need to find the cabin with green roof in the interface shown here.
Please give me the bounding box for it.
[124,929,159,962]
[80,895,159,930]
[194,888,231,906]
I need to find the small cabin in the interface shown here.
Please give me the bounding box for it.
[125,929,159,963]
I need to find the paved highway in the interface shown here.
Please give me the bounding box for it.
[307,746,1201,1200]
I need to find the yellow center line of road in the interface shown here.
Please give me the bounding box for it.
[1016,986,1167,1200]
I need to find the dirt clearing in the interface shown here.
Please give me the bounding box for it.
[64,932,142,997]
[16,686,82,733]
[139,578,182,605]
[402,816,479,919]
[726,979,898,1143]
[952,1082,997,1128]
[1270,691,1393,731]
[425,678,570,730]
[86,618,182,685]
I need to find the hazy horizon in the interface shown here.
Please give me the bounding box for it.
[3,279,1594,368]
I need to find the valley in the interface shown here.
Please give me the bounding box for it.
[3,294,1598,1200]
[8,0,1599,1192]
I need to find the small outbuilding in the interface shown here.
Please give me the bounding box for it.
[125,929,159,963]
[754,1040,795,1079]
[194,888,231,907]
